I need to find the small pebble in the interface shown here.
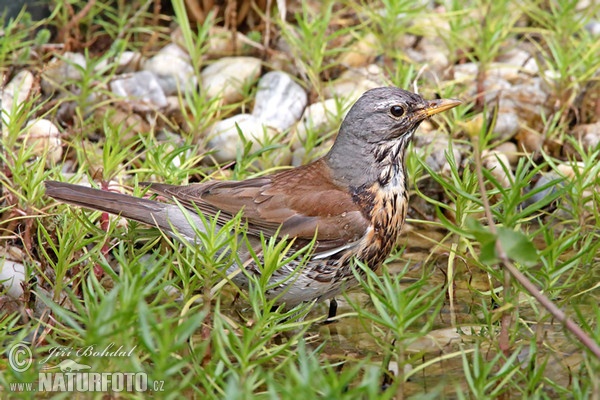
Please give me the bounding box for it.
[516,129,544,154]
[338,32,379,68]
[252,71,307,132]
[494,141,519,165]
[204,26,255,58]
[2,70,35,118]
[0,259,26,299]
[585,20,600,37]
[201,56,262,104]
[482,149,514,188]
[294,98,348,144]
[144,44,196,95]
[205,114,276,163]
[496,47,539,76]
[95,51,143,74]
[41,52,87,94]
[493,112,520,140]
[325,64,384,103]
[110,71,168,111]
[571,122,600,152]
[24,119,63,164]
[1,70,36,136]
[414,131,463,176]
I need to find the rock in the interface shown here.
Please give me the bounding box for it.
[23,119,63,164]
[252,71,307,132]
[109,71,168,111]
[414,131,463,176]
[41,52,86,94]
[516,129,544,154]
[143,44,196,95]
[201,56,262,104]
[585,20,600,37]
[489,78,550,131]
[205,114,277,163]
[494,141,519,165]
[493,112,520,140]
[408,38,450,74]
[521,171,565,210]
[523,163,597,220]
[571,122,600,152]
[496,47,539,76]
[95,51,143,75]
[453,62,479,81]
[203,26,256,58]
[482,150,514,188]
[463,111,520,144]
[1,70,35,135]
[480,76,513,104]
[338,32,379,68]
[291,147,307,167]
[2,70,35,114]
[324,64,385,103]
[0,259,26,299]
[453,65,513,104]
[93,106,151,143]
[555,163,587,179]
[294,98,348,144]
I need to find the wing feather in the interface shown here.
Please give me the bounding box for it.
[145,159,370,257]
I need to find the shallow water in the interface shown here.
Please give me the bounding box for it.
[304,225,591,396]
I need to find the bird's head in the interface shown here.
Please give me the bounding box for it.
[326,87,461,187]
[339,87,461,144]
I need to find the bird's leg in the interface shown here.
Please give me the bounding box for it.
[323,298,338,324]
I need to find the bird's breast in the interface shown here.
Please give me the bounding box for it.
[350,177,408,269]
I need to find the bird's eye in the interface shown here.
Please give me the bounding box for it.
[390,105,405,117]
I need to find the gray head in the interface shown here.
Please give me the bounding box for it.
[325,87,460,187]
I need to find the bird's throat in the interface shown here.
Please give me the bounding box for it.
[349,136,412,269]
[373,136,411,188]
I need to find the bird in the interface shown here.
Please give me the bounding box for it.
[45,87,460,311]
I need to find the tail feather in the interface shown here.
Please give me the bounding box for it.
[44,181,204,239]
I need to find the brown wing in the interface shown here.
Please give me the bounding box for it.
[145,159,369,256]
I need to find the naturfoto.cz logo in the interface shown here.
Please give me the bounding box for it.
[7,343,164,393]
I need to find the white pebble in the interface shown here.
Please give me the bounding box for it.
[201,57,262,104]
[253,71,307,132]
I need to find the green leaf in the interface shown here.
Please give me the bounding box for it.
[466,218,499,264]
[480,239,500,265]
[497,227,539,266]
[466,218,538,266]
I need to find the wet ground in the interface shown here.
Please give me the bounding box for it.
[301,225,590,396]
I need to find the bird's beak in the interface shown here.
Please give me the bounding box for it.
[417,98,462,119]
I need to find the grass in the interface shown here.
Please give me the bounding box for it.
[1,0,600,398]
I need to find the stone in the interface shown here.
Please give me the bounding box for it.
[494,141,519,165]
[201,56,262,104]
[110,71,168,111]
[23,119,63,164]
[338,32,379,68]
[0,259,26,299]
[205,114,277,163]
[324,64,385,103]
[143,44,196,95]
[95,51,143,75]
[204,26,255,58]
[1,70,35,136]
[294,98,348,144]
[252,71,307,132]
[482,150,514,188]
[41,52,86,94]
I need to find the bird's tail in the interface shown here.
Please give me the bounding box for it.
[44,181,204,239]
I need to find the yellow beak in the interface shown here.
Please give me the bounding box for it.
[418,98,462,118]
